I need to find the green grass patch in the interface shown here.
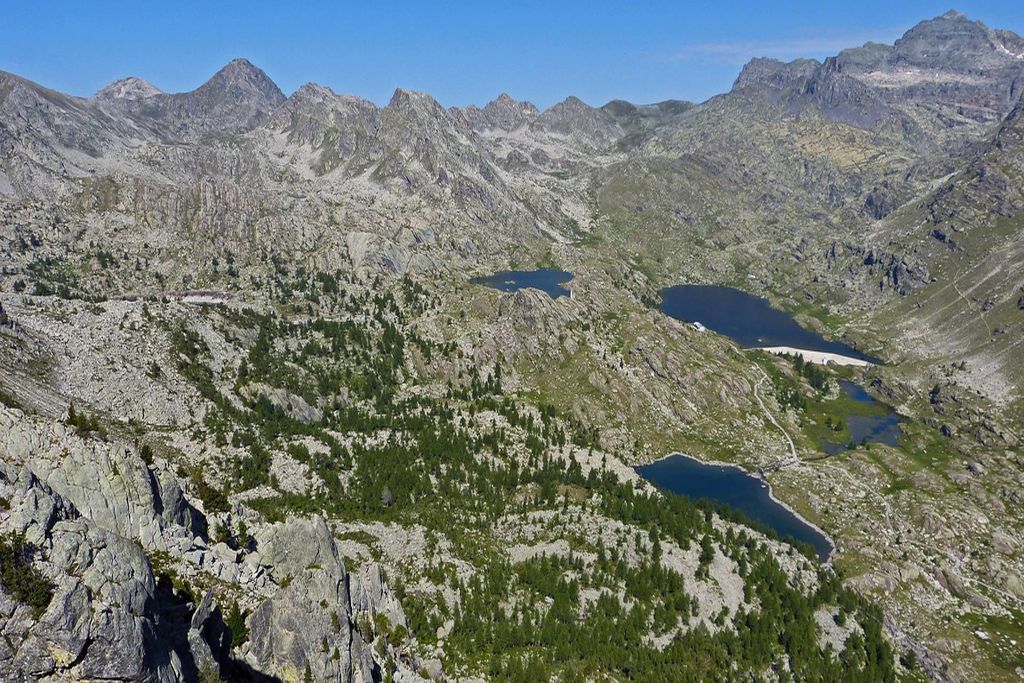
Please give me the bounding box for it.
[959,608,1024,678]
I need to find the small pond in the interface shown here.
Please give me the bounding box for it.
[470,269,573,298]
[637,453,833,561]
[819,380,903,455]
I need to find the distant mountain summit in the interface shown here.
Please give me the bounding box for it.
[100,58,286,141]
[460,93,540,132]
[732,11,1024,132]
[92,76,162,102]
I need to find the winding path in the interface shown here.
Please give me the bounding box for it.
[726,346,799,466]
[951,273,992,338]
[748,359,799,467]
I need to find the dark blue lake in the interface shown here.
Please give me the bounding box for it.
[660,285,879,363]
[820,380,903,455]
[637,453,833,561]
[471,269,573,298]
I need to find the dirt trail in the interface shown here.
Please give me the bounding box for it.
[951,274,992,338]
[747,357,798,466]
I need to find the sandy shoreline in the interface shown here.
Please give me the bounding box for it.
[640,452,837,563]
[753,346,873,367]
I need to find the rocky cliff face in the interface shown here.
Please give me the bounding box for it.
[0,461,169,681]
[0,405,417,681]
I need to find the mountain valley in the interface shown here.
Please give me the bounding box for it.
[1,9,1023,682]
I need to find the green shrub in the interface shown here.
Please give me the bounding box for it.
[225,601,249,647]
[66,402,107,439]
[190,471,230,514]
[0,533,54,618]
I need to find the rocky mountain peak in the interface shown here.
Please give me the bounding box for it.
[386,88,451,124]
[291,82,337,100]
[891,10,1004,68]
[550,95,587,111]
[106,58,287,140]
[477,92,539,131]
[194,57,285,108]
[388,87,426,108]
[76,58,288,141]
[732,57,819,92]
[538,95,601,126]
[285,82,378,115]
[727,10,1024,133]
[92,76,162,102]
[488,92,537,112]
[534,95,623,146]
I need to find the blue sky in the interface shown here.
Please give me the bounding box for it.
[2,1,1022,108]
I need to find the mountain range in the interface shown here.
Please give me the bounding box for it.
[1,9,1024,683]
[4,12,1023,399]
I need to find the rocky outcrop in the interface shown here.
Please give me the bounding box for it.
[187,591,233,676]
[246,517,382,682]
[863,183,899,219]
[0,404,418,681]
[1,405,199,549]
[857,248,930,296]
[241,383,323,425]
[0,461,213,681]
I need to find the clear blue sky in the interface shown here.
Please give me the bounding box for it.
[3,1,1022,108]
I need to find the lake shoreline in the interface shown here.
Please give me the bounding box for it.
[641,451,837,563]
[752,345,873,368]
